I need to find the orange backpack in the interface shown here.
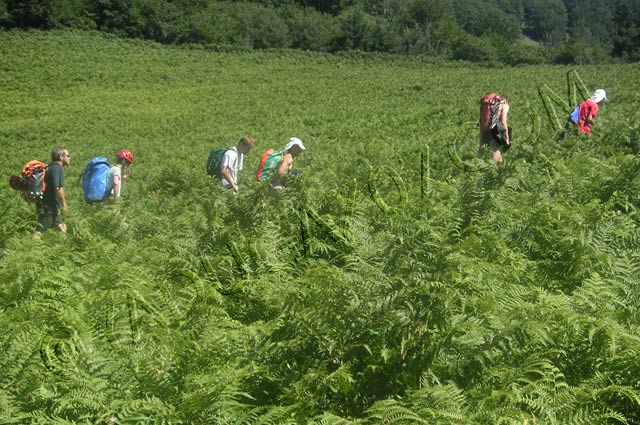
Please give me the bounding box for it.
[256,149,284,182]
[20,160,47,203]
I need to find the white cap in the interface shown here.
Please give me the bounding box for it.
[285,137,306,152]
[590,89,607,103]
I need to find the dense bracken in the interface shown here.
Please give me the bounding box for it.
[1,30,640,424]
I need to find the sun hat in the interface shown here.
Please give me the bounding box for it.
[285,137,306,152]
[590,89,607,103]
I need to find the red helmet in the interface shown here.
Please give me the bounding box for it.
[117,149,134,164]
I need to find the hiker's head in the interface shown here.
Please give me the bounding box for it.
[591,89,607,104]
[52,147,70,164]
[285,137,306,157]
[238,135,255,154]
[117,149,135,166]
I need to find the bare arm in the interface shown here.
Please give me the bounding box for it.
[112,174,121,198]
[221,166,239,193]
[56,187,68,214]
[273,154,293,185]
[500,103,510,145]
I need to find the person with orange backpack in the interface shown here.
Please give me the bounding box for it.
[478,93,511,163]
[33,147,71,239]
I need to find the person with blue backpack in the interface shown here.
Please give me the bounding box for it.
[110,149,134,199]
[33,147,71,240]
[81,149,134,202]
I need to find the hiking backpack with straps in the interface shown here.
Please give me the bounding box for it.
[206,147,231,178]
[12,160,48,203]
[256,149,284,182]
[81,157,112,202]
[479,93,505,132]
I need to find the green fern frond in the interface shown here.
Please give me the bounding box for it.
[364,399,431,424]
[314,412,362,425]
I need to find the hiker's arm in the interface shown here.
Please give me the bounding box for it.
[113,174,121,198]
[221,166,239,193]
[501,103,510,145]
[274,155,293,179]
[56,187,68,214]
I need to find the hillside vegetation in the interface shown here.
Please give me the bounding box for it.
[2,0,640,63]
[1,30,640,423]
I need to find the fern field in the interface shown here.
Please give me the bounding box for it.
[1,30,640,424]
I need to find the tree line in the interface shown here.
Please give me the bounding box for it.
[1,0,639,64]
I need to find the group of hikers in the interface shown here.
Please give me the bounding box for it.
[478,88,607,163]
[213,136,306,194]
[12,87,607,239]
[13,148,135,239]
[11,136,306,239]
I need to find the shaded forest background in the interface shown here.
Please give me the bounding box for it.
[2,0,640,64]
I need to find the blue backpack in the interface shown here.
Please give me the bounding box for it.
[82,157,113,202]
[569,105,580,123]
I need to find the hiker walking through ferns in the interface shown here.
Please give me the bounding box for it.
[33,147,71,239]
[478,93,511,163]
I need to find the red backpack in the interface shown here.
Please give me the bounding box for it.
[9,160,48,203]
[479,93,505,132]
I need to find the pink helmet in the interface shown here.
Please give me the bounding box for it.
[117,149,134,164]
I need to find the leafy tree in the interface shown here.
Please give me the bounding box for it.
[4,0,85,28]
[298,0,342,15]
[524,0,568,44]
[612,0,640,60]
[0,0,12,25]
[452,0,521,42]
[281,5,340,51]
[333,6,392,51]
[88,0,150,36]
[565,0,616,57]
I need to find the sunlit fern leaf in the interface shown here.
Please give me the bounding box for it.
[251,405,299,425]
[364,399,431,424]
[314,412,362,425]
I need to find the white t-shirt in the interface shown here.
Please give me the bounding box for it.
[109,165,122,197]
[220,147,243,189]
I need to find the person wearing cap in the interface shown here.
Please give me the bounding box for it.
[574,89,607,135]
[110,149,134,199]
[270,137,306,192]
[221,135,255,194]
